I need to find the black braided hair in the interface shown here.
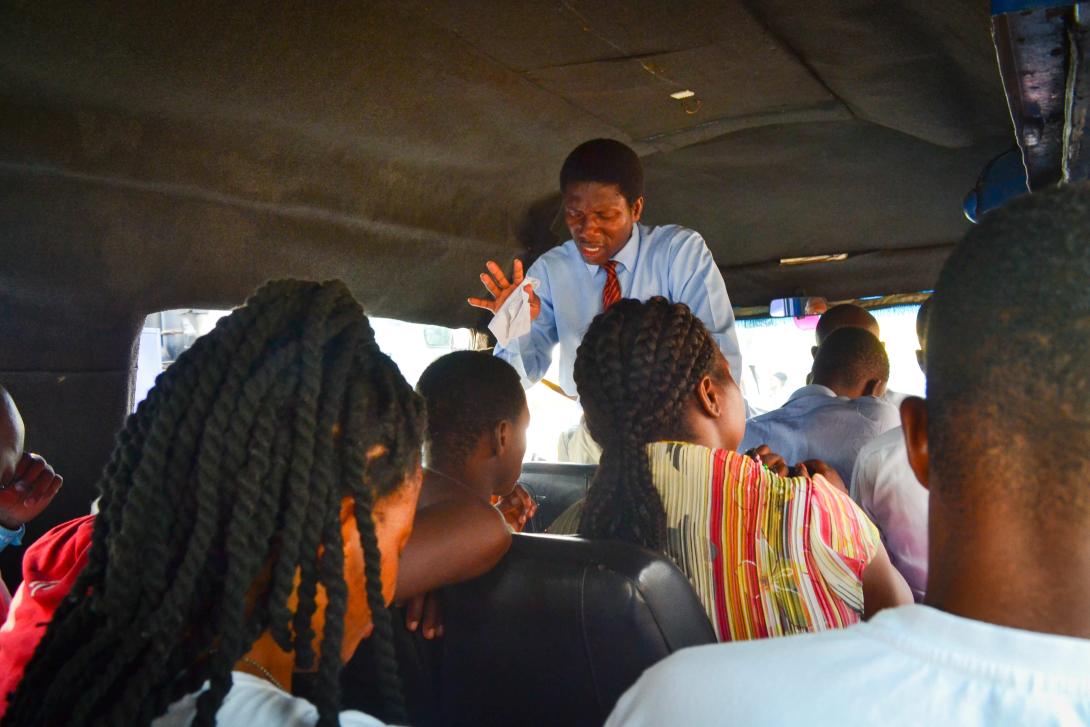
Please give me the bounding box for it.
[3,279,425,727]
[573,297,720,551]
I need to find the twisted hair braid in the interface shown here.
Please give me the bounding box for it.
[4,279,424,727]
[573,297,719,550]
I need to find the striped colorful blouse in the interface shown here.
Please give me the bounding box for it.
[648,441,880,641]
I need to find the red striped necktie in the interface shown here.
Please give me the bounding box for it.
[602,261,621,309]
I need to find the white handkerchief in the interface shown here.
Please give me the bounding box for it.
[489,277,540,347]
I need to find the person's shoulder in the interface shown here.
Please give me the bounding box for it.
[529,240,579,271]
[852,428,904,500]
[231,673,388,726]
[854,396,901,427]
[606,629,876,726]
[417,492,512,551]
[857,425,906,460]
[643,224,706,253]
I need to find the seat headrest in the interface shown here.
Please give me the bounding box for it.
[438,533,716,727]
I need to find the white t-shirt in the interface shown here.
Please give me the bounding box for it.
[606,605,1090,727]
[153,671,388,726]
[850,426,929,601]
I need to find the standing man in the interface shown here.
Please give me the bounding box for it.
[468,138,742,398]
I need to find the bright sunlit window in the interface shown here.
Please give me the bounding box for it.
[132,310,577,461]
[737,303,925,415]
[134,304,925,465]
[133,308,473,407]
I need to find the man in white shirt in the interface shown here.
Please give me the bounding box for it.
[740,327,899,488]
[605,184,1090,726]
[851,300,931,600]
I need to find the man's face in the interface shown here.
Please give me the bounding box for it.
[494,403,530,497]
[562,181,643,267]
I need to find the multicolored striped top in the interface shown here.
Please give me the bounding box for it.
[650,441,880,641]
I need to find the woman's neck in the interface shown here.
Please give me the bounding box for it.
[237,632,296,692]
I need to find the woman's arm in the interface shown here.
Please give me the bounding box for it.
[862,540,913,619]
[394,498,512,603]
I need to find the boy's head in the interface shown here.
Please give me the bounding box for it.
[416,352,529,495]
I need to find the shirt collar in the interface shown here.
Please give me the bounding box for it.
[786,384,840,404]
[584,223,641,276]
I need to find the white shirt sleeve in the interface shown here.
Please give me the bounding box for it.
[493,259,558,387]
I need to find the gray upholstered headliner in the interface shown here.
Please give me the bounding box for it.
[1,1,1009,334]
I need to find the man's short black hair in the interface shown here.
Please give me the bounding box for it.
[559,138,644,204]
[416,351,527,464]
[927,183,1090,512]
[815,303,879,345]
[811,327,889,389]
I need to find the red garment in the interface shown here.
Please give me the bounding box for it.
[602,261,621,309]
[0,514,94,716]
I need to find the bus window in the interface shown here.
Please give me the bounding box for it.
[134,309,473,407]
[134,310,577,461]
[737,303,925,414]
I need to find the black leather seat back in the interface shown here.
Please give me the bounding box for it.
[516,463,596,532]
[438,533,716,727]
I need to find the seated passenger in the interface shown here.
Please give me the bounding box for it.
[813,303,906,408]
[0,513,93,716]
[556,297,909,641]
[0,386,64,620]
[741,327,900,490]
[851,300,931,601]
[396,351,534,626]
[2,280,426,726]
[605,185,1090,726]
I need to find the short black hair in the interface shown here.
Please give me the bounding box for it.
[559,138,644,204]
[927,183,1090,512]
[815,303,879,345]
[811,327,889,389]
[417,351,526,465]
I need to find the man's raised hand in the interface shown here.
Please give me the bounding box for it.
[467,259,540,321]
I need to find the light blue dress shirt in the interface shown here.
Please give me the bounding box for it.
[739,384,900,488]
[495,223,742,397]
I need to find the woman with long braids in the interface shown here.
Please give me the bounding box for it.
[2,279,425,727]
[562,297,910,641]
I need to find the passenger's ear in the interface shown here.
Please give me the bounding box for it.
[492,420,510,457]
[695,374,721,418]
[900,397,929,490]
[631,196,644,222]
[916,349,927,376]
[862,378,887,398]
[811,345,819,360]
